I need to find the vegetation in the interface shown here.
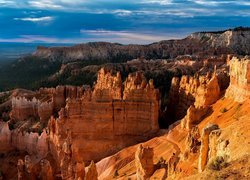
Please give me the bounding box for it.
[220,108,228,113]
[0,56,61,91]
[208,156,229,170]
[8,123,14,130]
[114,169,119,177]
[0,92,10,104]
[156,157,167,169]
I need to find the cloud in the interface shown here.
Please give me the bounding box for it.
[140,0,173,5]
[112,9,133,16]
[80,29,182,44]
[0,0,15,6]
[14,16,54,22]
[189,0,250,6]
[28,0,63,9]
[0,35,58,43]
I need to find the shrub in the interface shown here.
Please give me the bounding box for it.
[208,156,228,170]
[220,108,228,113]
[8,123,14,130]
[38,129,43,136]
[114,169,119,177]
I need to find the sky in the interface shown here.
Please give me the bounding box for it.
[0,0,250,44]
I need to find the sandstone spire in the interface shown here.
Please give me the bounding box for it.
[85,161,98,180]
[135,144,154,180]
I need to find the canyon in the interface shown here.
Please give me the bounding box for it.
[95,56,250,179]
[0,28,249,179]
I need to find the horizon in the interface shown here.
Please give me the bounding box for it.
[0,0,250,44]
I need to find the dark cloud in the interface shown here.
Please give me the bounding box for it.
[0,0,249,43]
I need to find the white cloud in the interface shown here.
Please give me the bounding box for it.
[189,0,250,6]
[14,16,54,22]
[112,9,133,16]
[140,0,173,5]
[80,29,182,44]
[0,0,15,6]
[28,0,63,9]
[0,35,58,43]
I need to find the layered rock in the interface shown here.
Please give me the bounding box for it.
[186,126,201,153]
[10,85,84,122]
[40,159,53,180]
[135,144,154,180]
[0,122,12,152]
[181,105,208,130]
[48,68,160,165]
[0,122,48,157]
[17,156,54,180]
[169,71,220,121]
[33,27,250,63]
[85,161,98,180]
[225,56,250,102]
[198,124,219,172]
[167,152,180,177]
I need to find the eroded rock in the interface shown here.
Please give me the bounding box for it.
[225,56,250,102]
[198,124,219,172]
[85,161,98,180]
[135,144,154,180]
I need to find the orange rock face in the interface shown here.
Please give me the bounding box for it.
[225,56,250,102]
[85,161,98,180]
[0,122,48,158]
[198,124,219,172]
[135,144,154,180]
[10,85,85,123]
[48,68,160,165]
[169,72,220,120]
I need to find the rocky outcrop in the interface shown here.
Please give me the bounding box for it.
[169,71,220,121]
[17,156,54,180]
[189,27,250,54]
[0,122,12,152]
[75,162,85,180]
[85,161,98,180]
[198,124,219,172]
[181,105,208,131]
[12,129,48,157]
[48,68,159,164]
[186,126,201,153]
[225,56,250,102]
[135,144,154,180]
[10,85,85,123]
[0,122,48,157]
[40,159,53,180]
[167,152,180,177]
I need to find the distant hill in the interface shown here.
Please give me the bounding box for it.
[33,27,250,63]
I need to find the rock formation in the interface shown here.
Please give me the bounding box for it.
[0,122,12,152]
[181,105,208,131]
[85,161,98,180]
[169,71,220,121]
[0,122,48,157]
[17,159,25,180]
[17,156,54,180]
[40,159,53,180]
[198,124,219,172]
[186,126,201,153]
[75,162,85,180]
[48,68,159,164]
[135,144,154,180]
[33,28,250,63]
[225,56,250,102]
[10,85,85,123]
[167,152,180,177]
